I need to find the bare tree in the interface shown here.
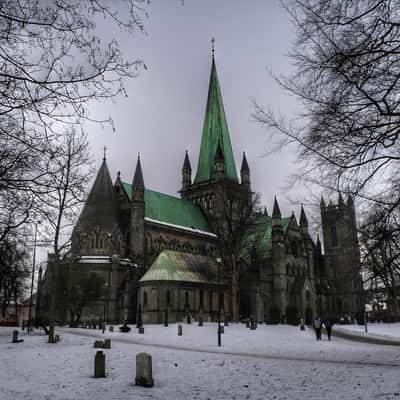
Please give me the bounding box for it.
[216,191,260,322]
[0,0,148,240]
[254,0,400,212]
[0,238,30,318]
[360,203,400,319]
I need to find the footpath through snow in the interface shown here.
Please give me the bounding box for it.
[1,324,400,400]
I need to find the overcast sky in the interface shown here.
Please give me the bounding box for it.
[85,0,309,218]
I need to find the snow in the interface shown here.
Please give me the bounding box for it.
[1,324,400,400]
[335,322,400,340]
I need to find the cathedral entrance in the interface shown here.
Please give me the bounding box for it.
[305,307,313,325]
[239,291,252,319]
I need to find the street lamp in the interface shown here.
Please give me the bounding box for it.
[27,221,40,334]
[216,257,222,347]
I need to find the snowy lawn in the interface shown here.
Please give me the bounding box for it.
[335,322,400,341]
[1,325,400,400]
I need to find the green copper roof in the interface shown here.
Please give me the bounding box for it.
[240,214,291,260]
[194,57,238,183]
[122,183,211,233]
[140,250,222,284]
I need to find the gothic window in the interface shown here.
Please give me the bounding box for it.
[143,291,148,306]
[99,237,103,248]
[184,291,189,308]
[331,225,337,247]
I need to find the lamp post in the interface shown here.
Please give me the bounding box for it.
[27,221,39,334]
[216,257,222,347]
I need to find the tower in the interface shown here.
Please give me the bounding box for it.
[320,193,363,318]
[130,155,145,261]
[271,196,286,319]
[72,156,121,256]
[180,45,250,228]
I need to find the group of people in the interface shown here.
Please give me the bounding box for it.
[313,316,333,341]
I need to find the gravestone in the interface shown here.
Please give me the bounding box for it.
[250,322,257,330]
[54,334,60,343]
[22,320,25,331]
[198,316,203,327]
[300,318,305,331]
[246,320,250,328]
[104,339,111,349]
[164,308,168,327]
[48,325,55,343]
[109,326,114,332]
[224,316,229,326]
[186,314,191,324]
[138,326,145,334]
[178,324,182,336]
[219,324,224,334]
[94,351,106,378]
[12,330,23,343]
[135,353,154,387]
[94,340,104,348]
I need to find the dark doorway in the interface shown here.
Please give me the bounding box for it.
[305,307,313,325]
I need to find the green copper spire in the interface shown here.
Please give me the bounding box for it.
[194,53,238,183]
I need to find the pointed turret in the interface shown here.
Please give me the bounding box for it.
[300,204,309,234]
[316,234,322,253]
[75,158,119,233]
[194,54,238,183]
[272,196,281,226]
[132,155,144,202]
[320,195,326,209]
[263,206,268,216]
[240,152,250,187]
[338,192,345,207]
[182,150,192,189]
[130,154,145,259]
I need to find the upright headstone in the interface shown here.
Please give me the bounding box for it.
[186,314,191,324]
[300,318,305,331]
[224,315,229,326]
[136,304,143,328]
[135,353,154,387]
[104,339,111,349]
[219,324,224,334]
[198,316,203,327]
[94,340,104,348]
[48,325,55,343]
[22,320,25,331]
[109,326,114,332]
[94,351,106,378]
[138,326,144,334]
[12,330,19,343]
[246,319,250,328]
[178,324,182,336]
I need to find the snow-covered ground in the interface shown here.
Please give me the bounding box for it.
[335,322,400,341]
[1,324,400,400]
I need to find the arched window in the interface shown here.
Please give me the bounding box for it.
[331,225,337,247]
[184,291,189,307]
[143,291,148,306]
[166,290,171,306]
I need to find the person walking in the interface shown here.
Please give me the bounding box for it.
[313,316,322,340]
[324,319,333,341]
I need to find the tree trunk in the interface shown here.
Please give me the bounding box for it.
[231,262,239,322]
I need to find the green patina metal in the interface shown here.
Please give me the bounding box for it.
[240,215,292,260]
[194,57,238,183]
[140,250,223,284]
[122,183,210,232]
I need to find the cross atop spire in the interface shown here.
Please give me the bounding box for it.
[211,37,215,57]
[103,145,107,161]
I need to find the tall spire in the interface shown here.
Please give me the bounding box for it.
[194,49,238,183]
[300,204,308,227]
[240,151,250,187]
[182,150,192,189]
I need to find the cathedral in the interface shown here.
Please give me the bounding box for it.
[38,52,364,326]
